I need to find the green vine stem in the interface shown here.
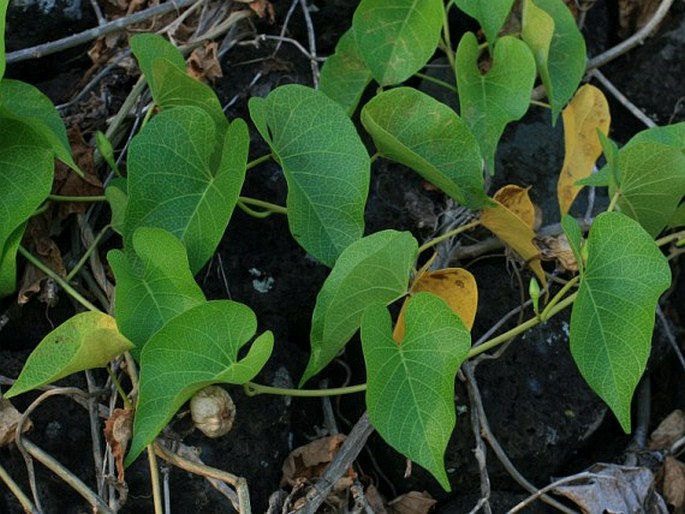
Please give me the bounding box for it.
[146,445,164,514]
[418,219,481,254]
[530,99,551,109]
[414,72,457,93]
[245,153,273,171]
[467,292,578,359]
[238,196,287,215]
[243,382,367,397]
[47,194,107,203]
[17,246,101,313]
[539,275,579,321]
[66,225,111,281]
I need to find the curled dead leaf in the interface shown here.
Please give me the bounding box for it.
[104,408,133,482]
[388,490,437,514]
[660,457,685,513]
[649,410,685,451]
[534,234,578,273]
[187,42,223,83]
[0,397,32,447]
[281,434,347,487]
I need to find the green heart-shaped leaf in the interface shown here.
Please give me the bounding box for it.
[361,87,488,208]
[570,212,670,432]
[249,85,369,267]
[522,0,586,123]
[610,123,685,237]
[0,119,54,297]
[456,33,536,174]
[361,292,471,491]
[319,29,373,116]
[124,107,248,273]
[126,300,273,465]
[352,0,444,86]
[0,80,77,171]
[108,227,205,358]
[301,230,417,385]
[453,0,515,48]
[5,312,134,398]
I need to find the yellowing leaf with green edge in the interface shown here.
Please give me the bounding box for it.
[480,185,546,287]
[362,293,471,491]
[570,212,670,432]
[557,85,611,215]
[393,268,478,343]
[522,0,586,123]
[5,312,134,398]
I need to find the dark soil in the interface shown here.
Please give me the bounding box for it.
[1,0,684,512]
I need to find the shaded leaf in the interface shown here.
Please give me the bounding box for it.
[456,33,536,174]
[124,107,248,273]
[319,29,373,116]
[394,267,478,342]
[5,312,134,398]
[105,179,127,236]
[126,301,273,465]
[609,123,685,237]
[561,214,584,275]
[558,85,611,215]
[361,292,471,491]
[523,0,587,123]
[301,230,417,385]
[480,185,546,286]
[389,491,437,514]
[249,85,369,267]
[108,227,205,358]
[454,0,516,48]
[570,212,670,432]
[668,203,685,229]
[352,0,443,85]
[361,87,489,208]
[0,80,77,171]
[0,120,54,297]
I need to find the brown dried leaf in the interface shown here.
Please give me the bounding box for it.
[104,408,133,481]
[661,457,685,513]
[389,491,437,514]
[557,84,611,215]
[534,234,578,273]
[365,484,390,514]
[480,185,546,288]
[281,434,346,487]
[53,126,102,219]
[618,0,662,38]
[0,397,32,447]
[649,410,685,450]
[18,215,67,305]
[247,0,275,22]
[187,41,223,83]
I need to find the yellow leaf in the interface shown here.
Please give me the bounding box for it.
[393,268,478,343]
[557,84,611,215]
[480,185,547,288]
